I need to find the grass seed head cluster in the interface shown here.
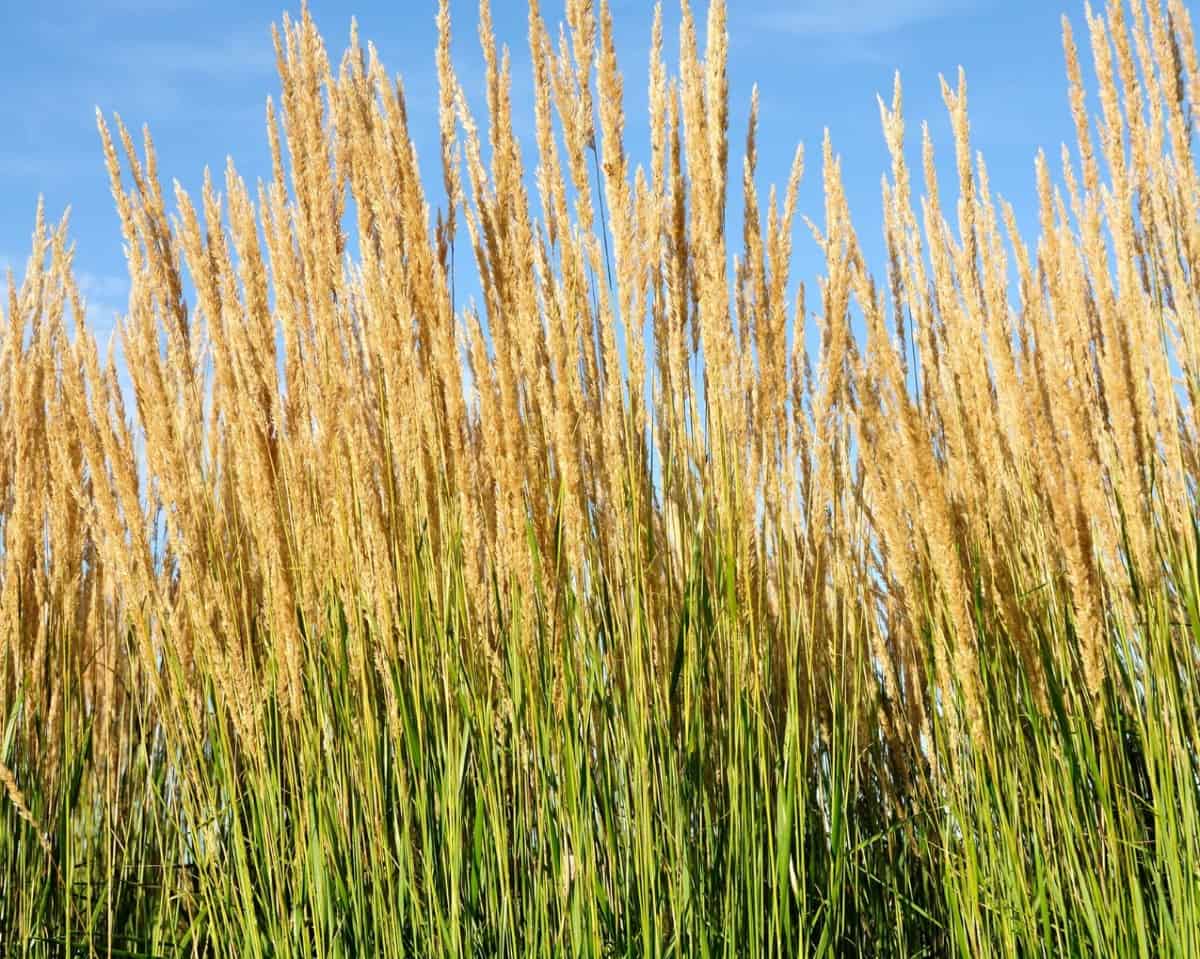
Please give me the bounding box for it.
[3,0,1200,953]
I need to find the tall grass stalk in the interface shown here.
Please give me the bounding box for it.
[3,0,1200,954]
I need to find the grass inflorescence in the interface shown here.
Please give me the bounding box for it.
[3,0,1200,954]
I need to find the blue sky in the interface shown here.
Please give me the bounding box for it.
[0,0,1085,343]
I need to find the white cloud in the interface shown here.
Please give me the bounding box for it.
[0,257,124,336]
[0,253,28,290]
[77,270,128,332]
[103,0,194,10]
[77,270,128,303]
[752,0,974,37]
[0,153,55,179]
[108,25,276,79]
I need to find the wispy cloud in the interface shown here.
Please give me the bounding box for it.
[69,19,279,119]
[77,271,127,302]
[0,256,126,332]
[77,270,129,332]
[106,24,275,79]
[100,0,196,12]
[751,0,973,38]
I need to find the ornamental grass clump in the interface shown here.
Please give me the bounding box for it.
[2,0,1200,954]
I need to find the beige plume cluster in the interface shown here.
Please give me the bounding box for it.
[2,0,1198,789]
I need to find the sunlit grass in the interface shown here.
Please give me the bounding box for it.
[3,0,1200,954]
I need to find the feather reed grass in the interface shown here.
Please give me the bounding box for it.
[3,0,1200,954]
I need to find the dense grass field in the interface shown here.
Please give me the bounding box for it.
[3,0,1200,954]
